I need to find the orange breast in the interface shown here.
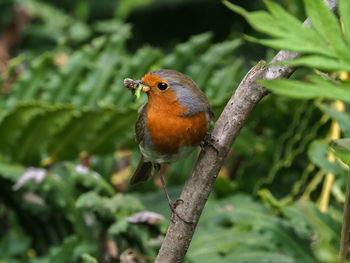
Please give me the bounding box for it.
[146,90,208,155]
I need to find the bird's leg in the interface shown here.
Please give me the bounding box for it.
[200,133,219,154]
[155,164,192,224]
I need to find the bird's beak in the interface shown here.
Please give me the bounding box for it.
[135,80,150,92]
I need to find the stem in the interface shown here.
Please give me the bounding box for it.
[340,169,350,261]
[319,101,344,212]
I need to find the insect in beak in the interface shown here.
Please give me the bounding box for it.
[124,78,151,99]
[124,79,150,92]
[134,80,150,93]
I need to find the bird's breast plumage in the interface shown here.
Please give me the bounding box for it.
[146,108,208,155]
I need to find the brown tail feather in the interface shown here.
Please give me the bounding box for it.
[130,155,153,185]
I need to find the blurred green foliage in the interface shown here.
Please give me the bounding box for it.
[0,0,348,262]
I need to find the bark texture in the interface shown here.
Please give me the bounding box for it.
[155,1,338,262]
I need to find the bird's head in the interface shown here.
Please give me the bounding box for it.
[131,69,212,119]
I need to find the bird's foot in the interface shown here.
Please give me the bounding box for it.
[173,198,184,208]
[201,133,219,154]
[156,167,193,224]
[169,199,193,224]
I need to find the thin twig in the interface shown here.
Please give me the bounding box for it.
[0,5,31,73]
[154,1,338,262]
[340,169,350,261]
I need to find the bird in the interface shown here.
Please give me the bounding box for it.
[124,69,214,222]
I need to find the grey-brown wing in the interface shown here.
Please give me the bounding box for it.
[135,104,147,143]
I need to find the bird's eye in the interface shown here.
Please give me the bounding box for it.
[157,82,168,91]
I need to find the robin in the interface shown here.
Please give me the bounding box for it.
[124,69,213,222]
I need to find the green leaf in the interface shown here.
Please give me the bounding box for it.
[187,39,242,88]
[226,0,335,58]
[339,0,350,43]
[68,21,91,42]
[85,108,137,154]
[273,55,350,72]
[260,77,350,103]
[206,59,244,105]
[0,103,47,155]
[47,109,115,161]
[44,51,90,103]
[13,105,74,165]
[226,251,295,263]
[304,0,350,62]
[228,0,350,70]
[6,53,53,107]
[263,0,326,50]
[318,103,350,137]
[127,46,163,78]
[81,253,98,263]
[308,140,344,175]
[224,1,288,38]
[76,192,144,217]
[0,157,25,181]
[245,36,335,58]
[188,194,320,263]
[163,33,212,70]
[238,12,286,38]
[65,162,114,196]
[72,40,122,107]
[42,236,79,263]
[330,139,350,166]
[190,228,272,257]
[0,211,30,259]
[108,217,129,235]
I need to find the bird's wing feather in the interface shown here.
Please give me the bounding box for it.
[135,104,147,143]
[130,155,153,185]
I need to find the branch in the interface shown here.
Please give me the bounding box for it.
[0,5,31,73]
[155,1,338,262]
